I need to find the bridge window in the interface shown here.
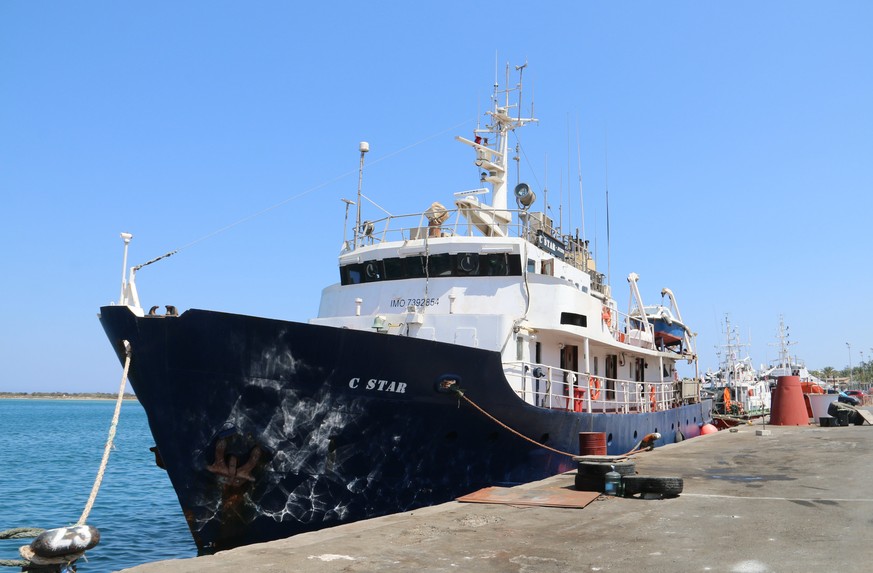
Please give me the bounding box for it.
[340,253,521,285]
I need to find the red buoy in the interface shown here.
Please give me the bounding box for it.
[700,423,718,435]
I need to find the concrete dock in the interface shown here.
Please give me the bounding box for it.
[122,422,873,573]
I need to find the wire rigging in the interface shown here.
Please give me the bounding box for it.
[133,119,474,270]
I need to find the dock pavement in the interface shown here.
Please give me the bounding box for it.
[121,420,873,573]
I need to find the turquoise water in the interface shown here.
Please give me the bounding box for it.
[0,400,196,572]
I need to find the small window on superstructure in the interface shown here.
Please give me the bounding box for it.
[560,312,587,327]
[428,253,453,277]
[541,259,554,276]
[406,256,427,278]
[527,259,536,273]
[342,266,362,285]
[482,253,508,276]
[383,258,405,280]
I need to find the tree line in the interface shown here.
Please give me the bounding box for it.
[811,359,872,385]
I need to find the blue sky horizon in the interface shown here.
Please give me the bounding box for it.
[2,1,871,392]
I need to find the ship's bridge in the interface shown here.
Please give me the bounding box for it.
[335,204,601,294]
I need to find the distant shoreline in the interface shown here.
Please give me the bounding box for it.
[0,392,138,401]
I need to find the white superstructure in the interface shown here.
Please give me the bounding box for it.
[311,65,700,415]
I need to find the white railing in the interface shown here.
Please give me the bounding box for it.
[600,305,660,352]
[351,207,522,243]
[347,207,596,275]
[504,361,678,413]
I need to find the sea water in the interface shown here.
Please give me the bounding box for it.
[0,400,196,572]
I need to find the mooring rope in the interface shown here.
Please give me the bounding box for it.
[0,527,44,568]
[0,528,44,540]
[454,387,657,460]
[0,344,130,568]
[77,340,132,525]
[453,389,577,458]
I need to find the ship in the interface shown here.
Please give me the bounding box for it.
[99,65,713,553]
[759,315,825,390]
[703,315,771,427]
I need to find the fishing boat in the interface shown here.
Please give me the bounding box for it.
[759,316,825,391]
[98,66,713,553]
[704,315,771,427]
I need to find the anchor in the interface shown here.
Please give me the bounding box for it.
[206,438,262,487]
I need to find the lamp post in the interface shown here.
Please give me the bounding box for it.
[846,342,852,389]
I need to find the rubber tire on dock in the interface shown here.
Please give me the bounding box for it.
[621,476,684,498]
[577,460,637,476]
[575,461,636,492]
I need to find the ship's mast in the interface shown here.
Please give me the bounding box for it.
[353,141,369,248]
[716,315,748,386]
[458,63,538,214]
[769,315,796,371]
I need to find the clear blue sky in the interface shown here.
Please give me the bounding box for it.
[2,1,871,392]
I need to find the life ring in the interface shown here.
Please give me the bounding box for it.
[650,385,658,411]
[590,377,602,400]
[747,388,754,397]
[601,306,612,326]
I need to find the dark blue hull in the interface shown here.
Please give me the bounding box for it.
[99,305,711,552]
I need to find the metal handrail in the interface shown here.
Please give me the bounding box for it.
[606,307,658,351]
[504,361,677,413]
[348,207,597,274]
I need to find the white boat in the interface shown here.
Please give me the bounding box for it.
[704,315,771,423]
[628,290,694,355]
[759,315,825,390]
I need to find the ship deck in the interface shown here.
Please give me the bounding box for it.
[122,414,873,573]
